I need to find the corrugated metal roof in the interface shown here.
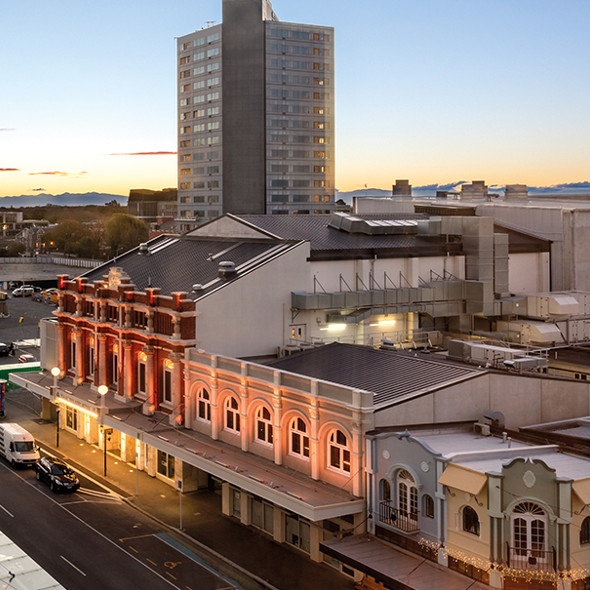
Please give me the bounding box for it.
[237,214,454,258]
[268,343,482,407]
[83,236,296,297]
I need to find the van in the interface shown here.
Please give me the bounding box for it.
[0,423,40,467]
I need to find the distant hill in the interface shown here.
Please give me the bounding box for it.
[0,192,128,208]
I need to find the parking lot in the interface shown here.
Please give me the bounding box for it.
[0,294,56,365]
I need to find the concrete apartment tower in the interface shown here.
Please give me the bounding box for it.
[177,0,335,230]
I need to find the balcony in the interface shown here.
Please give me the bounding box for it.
[379,501,419,533]
[506,544,556,572]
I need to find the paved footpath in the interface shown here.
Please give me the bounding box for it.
[4,388,355,590]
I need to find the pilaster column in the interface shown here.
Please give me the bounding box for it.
[56,323,65,374]
[351,413,362,497]
[210,369,219,440]
[240,371,249,453]
[172,313,181,339]
[124,305,132,329]
[76,330,84,384]
[183,361,192,428]
[170,353,183,425]
[145,347,155,409]
[75,295,83,317]
[98,334,107,388]
[309,389,320,481]
[123,340,133,401]
[273,390,283,466]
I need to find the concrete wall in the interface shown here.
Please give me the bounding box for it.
[374,372,590,430]
[509,252,550,293]
[195,242,310,357]
[222,0,267,214]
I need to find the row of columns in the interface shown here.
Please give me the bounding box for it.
[56,324,184,423]
[185,364,363,497]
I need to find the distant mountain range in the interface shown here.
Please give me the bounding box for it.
[0,192,128,207]
[2,182,589,208]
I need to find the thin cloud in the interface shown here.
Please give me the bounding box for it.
[0,128,15,132]
[29,171,88,177]
[107,151,177,156]
[32,187,46,192]
[0,168,19,172]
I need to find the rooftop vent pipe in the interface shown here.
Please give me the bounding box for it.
[218,261,237,280]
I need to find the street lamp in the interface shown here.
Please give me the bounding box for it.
[51,367,61,447]
[97,384,108,423]
[97,385,109,477]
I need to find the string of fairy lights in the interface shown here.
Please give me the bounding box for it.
[366,470,590,585]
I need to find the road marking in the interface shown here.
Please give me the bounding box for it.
[119,533,153,542]
[165,561,182,570]
[0,504,14,518]
[0,468,180,589]
[60,555,87,577]
[129,545,139,554]
[156,534,243,590]
[166,572,177,580]
[147,558,158,566]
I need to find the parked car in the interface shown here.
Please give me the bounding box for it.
[18,354,36,363]
[32,289,44,302]
[42,288,59,305]
[12,286,34,297]
[35,457,80,493]
[0,343,14,357]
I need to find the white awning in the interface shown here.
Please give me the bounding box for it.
[438,464,487,496]
[573,478,590,505]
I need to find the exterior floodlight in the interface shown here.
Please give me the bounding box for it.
[97,385,108,396]
[50,367,60,377]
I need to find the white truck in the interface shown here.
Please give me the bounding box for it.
[0,423,40,467]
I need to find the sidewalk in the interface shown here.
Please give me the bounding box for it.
[6,390,355,590]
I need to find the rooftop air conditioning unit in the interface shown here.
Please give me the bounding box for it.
[473,422,491,436]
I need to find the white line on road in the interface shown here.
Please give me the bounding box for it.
[60,555,86,576]
[0,504,14,518]
[0,462,180,588]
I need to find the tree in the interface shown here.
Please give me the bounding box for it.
[42,220,87,255]
[105,213,149,257]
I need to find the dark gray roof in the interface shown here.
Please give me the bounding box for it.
[267,342,483,407]
[83,234,296,298]
[237,214,458,260]
[237,214,550,259]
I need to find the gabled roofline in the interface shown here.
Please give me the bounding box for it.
[188,213,285,241]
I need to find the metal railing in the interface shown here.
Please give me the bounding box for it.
[0,256,99,268]
[506,544,556,572]
[379,501,419,533]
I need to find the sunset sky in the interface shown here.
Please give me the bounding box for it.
[1,0,589,198]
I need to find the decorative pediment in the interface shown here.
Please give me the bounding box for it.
[105,267,130,290]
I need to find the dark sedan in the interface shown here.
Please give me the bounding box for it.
[35,457,80,493]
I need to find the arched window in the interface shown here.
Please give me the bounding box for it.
[423,494,435,519]
[379,479,391,502]
[256,406,273,445]
[397,469,418,521]
[224,397,240,433]
[289,417,309,458]
[328,429,351,473]
[197,388,210,422]
[512,502,546,559]
[581,517,590,545]
[462,506,480,536]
